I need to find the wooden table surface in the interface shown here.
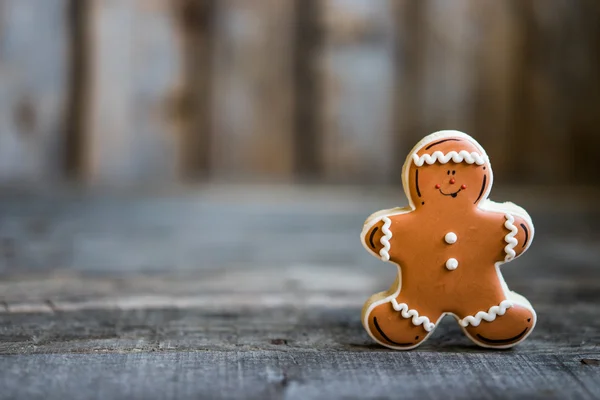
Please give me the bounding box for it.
[0,185,599,400]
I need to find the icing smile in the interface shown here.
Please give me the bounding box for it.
[476,327,529,344]
[373,317,414,346]
[439,188,462,198]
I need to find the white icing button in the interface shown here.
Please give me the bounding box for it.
[446,258,459,270]
[444,232,458,244]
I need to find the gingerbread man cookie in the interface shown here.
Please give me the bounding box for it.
[361,130,535,349]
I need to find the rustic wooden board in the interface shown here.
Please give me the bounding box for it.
[1,351,599,400]
[83,0,182,184]
[0,185,598,274]
[393,0,503,181]
[211,0,296,180]
[512,0,600,184]
[0,268,599,399]
[391,0,425,176]
[170,0,214,180]
[171,0,214,179]
[469,0,519,184]
[0,267,599,353]
[417,0,477,136]
[293,0,321,179]
[317,0,398,184]
[565,1,600,184]
[0,0,69,183]
[0,186,599,398]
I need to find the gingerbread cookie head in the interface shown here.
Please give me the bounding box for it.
[403,130,493,211]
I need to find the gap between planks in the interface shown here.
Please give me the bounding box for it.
[0,293,365,315]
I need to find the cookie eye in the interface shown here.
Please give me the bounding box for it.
[447,171,450,175]
[452,170,456,175]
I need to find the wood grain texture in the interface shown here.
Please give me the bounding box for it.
[511,0,600,184]
[0,187,599,398]
[0,185,598,274]
[84,0,181,184]
[0,0,69,183]
[0,351,599,400]
[172,0,214,179]
[470,0,519,184]
[516,0,572,183]
[0,268,599,355]
[567,1,600,185]
[0,1,599,187]
[0,269,599,399]
[63,0,90,178]
[392,0,426,178]
[418,0,477,136]
[293,0,321,179]
[211,0,295,180]
[318,0,397,184]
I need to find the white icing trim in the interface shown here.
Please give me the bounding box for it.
[360,207,410,263]
[503,214,519,261]
[459,300,514,327]
[412,151,488,167]
[391,298,435,332]
[379,217,393,261]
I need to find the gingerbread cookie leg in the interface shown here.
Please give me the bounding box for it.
[362,275,442,350]
[458,294,536,349]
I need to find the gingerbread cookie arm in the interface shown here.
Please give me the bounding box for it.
[483,200,534,262]
[361,208,411,262]
[505,214,533,259]
[362,219,388,259]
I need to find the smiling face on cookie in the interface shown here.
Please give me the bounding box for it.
[405,135,492,210]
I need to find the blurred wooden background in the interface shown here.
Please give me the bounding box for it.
[1,2,600,395]
[0,0,599,186]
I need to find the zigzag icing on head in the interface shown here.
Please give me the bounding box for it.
[503,214,519,261]
[412,151,488,167]
[459,300,514,327]
[379,217,393,261]
[391,298,435,332]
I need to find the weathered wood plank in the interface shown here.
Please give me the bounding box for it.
[211,0,296,180]
[511,0,600,184]
[566,1,600,184]
[392,0,426,176]
[317,0,397,184]
[293,0,321,179]
[0,351,598,400]
[0,268,599,356]
[1,267,598,398]
[0,0,69,183]
[0,248,599,397]
[418,0,477,135]
[0,185,598,273]
[84,0,182,184]
[172,0,214,179]
[393,0,489,179]
[470,0,520,183]
[0,185,598,398]
[63,0,89,178]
